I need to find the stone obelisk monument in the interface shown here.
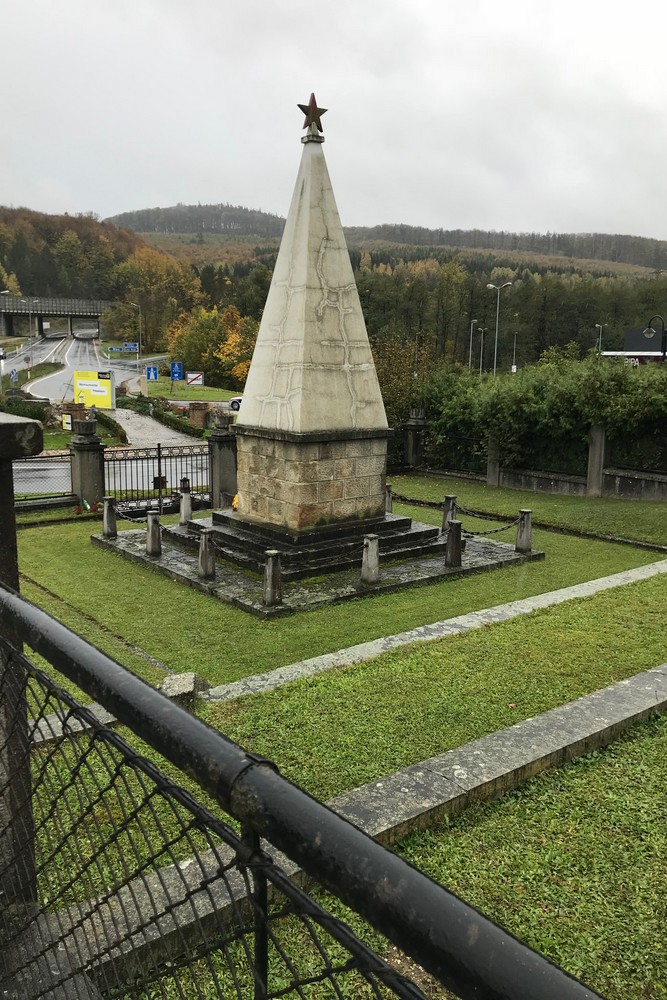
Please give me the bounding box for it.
[234,94,390,535]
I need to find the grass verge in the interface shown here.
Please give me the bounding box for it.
[396,713,667,1000]
[16,514,661,686]
[391,472,667,545]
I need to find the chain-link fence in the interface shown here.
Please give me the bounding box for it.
[12,454,73,500]
[0,586,600,1000]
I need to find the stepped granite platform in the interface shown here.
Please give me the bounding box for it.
[92,516,544,618]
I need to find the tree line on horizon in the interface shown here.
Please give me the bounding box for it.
[3,203,667,381]
[106,201,667,274]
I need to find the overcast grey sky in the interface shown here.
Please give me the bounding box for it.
[2,0,666,240]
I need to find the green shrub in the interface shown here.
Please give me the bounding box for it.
[1,397,49,422]
[421,354,667,475]
[95,410,128,444]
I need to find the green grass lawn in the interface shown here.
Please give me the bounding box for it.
[42,426,124,450]
[396,713,667,1000]
[146,377,237,402]
[14,480,667,999]
[391,472,667,545]
[16,512,661,687]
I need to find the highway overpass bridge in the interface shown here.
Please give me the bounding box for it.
[0,295,113,337]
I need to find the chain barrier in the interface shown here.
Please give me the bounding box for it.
[462,517,521,537]
[392,493,522,536]
[391,492,444,510]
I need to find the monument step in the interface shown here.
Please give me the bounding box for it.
[163,516,448,580]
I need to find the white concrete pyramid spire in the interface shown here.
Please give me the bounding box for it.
[238,121,387,434]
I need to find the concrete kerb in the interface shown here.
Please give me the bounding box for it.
[330,663,667,845]
[203,557,667,703]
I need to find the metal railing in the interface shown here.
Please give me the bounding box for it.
[104,443,210,515]
[0,585,602,1000]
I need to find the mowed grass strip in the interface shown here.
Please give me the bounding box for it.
[395,713,667,1000]
[391,472,667,545]
[16,515,661,686]
[200,572,667,800]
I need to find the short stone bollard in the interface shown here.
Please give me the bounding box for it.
[102,496,117,539]
[361,533,380,585]
[198,528,216,580]
[385,483,393,513]
[146,513,162,557]
[179,484,192,526]
[441,495,457,534]
[263,550,283,607]
[444,519,462,568]
[515,509,533,553]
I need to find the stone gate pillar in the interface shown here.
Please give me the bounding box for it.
[209,414,237,508]
[69,419,105,506]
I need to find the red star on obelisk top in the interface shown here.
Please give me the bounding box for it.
[297,93,327,132]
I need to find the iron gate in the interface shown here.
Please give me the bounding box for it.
[104,443,210,515]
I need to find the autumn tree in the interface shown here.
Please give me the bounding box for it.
[111,246,202,350]
[167,305,258,388]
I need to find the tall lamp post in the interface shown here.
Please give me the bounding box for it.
[512,332,518,372]
[129,301,143,371]
[20,298,39,339]
[478,327,487,374]
[486,281,512,375]
[595,323,604,353]
[468,318,478,370]
[642,314,667,363]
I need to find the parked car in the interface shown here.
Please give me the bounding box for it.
[0,348,6,360]
[230,396,243,411]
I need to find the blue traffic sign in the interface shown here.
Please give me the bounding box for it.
[9,368,18,383]
[124,342,139,352]
[146,366,159,381]
[171,361,183,381]
[108,346,123,353]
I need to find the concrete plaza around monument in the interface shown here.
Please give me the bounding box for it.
[92,517,544,618]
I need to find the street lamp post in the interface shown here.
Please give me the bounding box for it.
[20,298,39,340]
[129,302,143,371]
[468,318,478,370]
[486,281,513,375]
[512,332,518,371]
[642,314,667,363]
[595,323,604,353]
[478,327,487,374]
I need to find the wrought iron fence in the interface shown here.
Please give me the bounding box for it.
[0,586,602,1000]
[11,454,73,500]
[104,444,211,515]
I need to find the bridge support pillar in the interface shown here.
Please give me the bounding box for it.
[0,313,14,337]
[68,316,74,336]
[36,315,45,338]
[69,420,105,507]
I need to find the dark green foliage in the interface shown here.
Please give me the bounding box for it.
[0,397,48,422]
[94,409,128,444]
[106,203,285,238]
[421,354,667,475]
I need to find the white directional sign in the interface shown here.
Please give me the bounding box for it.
[186,371,204,386]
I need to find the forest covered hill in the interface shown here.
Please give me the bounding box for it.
[105,202,667,274]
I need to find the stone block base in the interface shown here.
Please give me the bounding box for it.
[235,427,389,533]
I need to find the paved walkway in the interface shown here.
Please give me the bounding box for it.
[111,408,197,447]
[204,557,667,701]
